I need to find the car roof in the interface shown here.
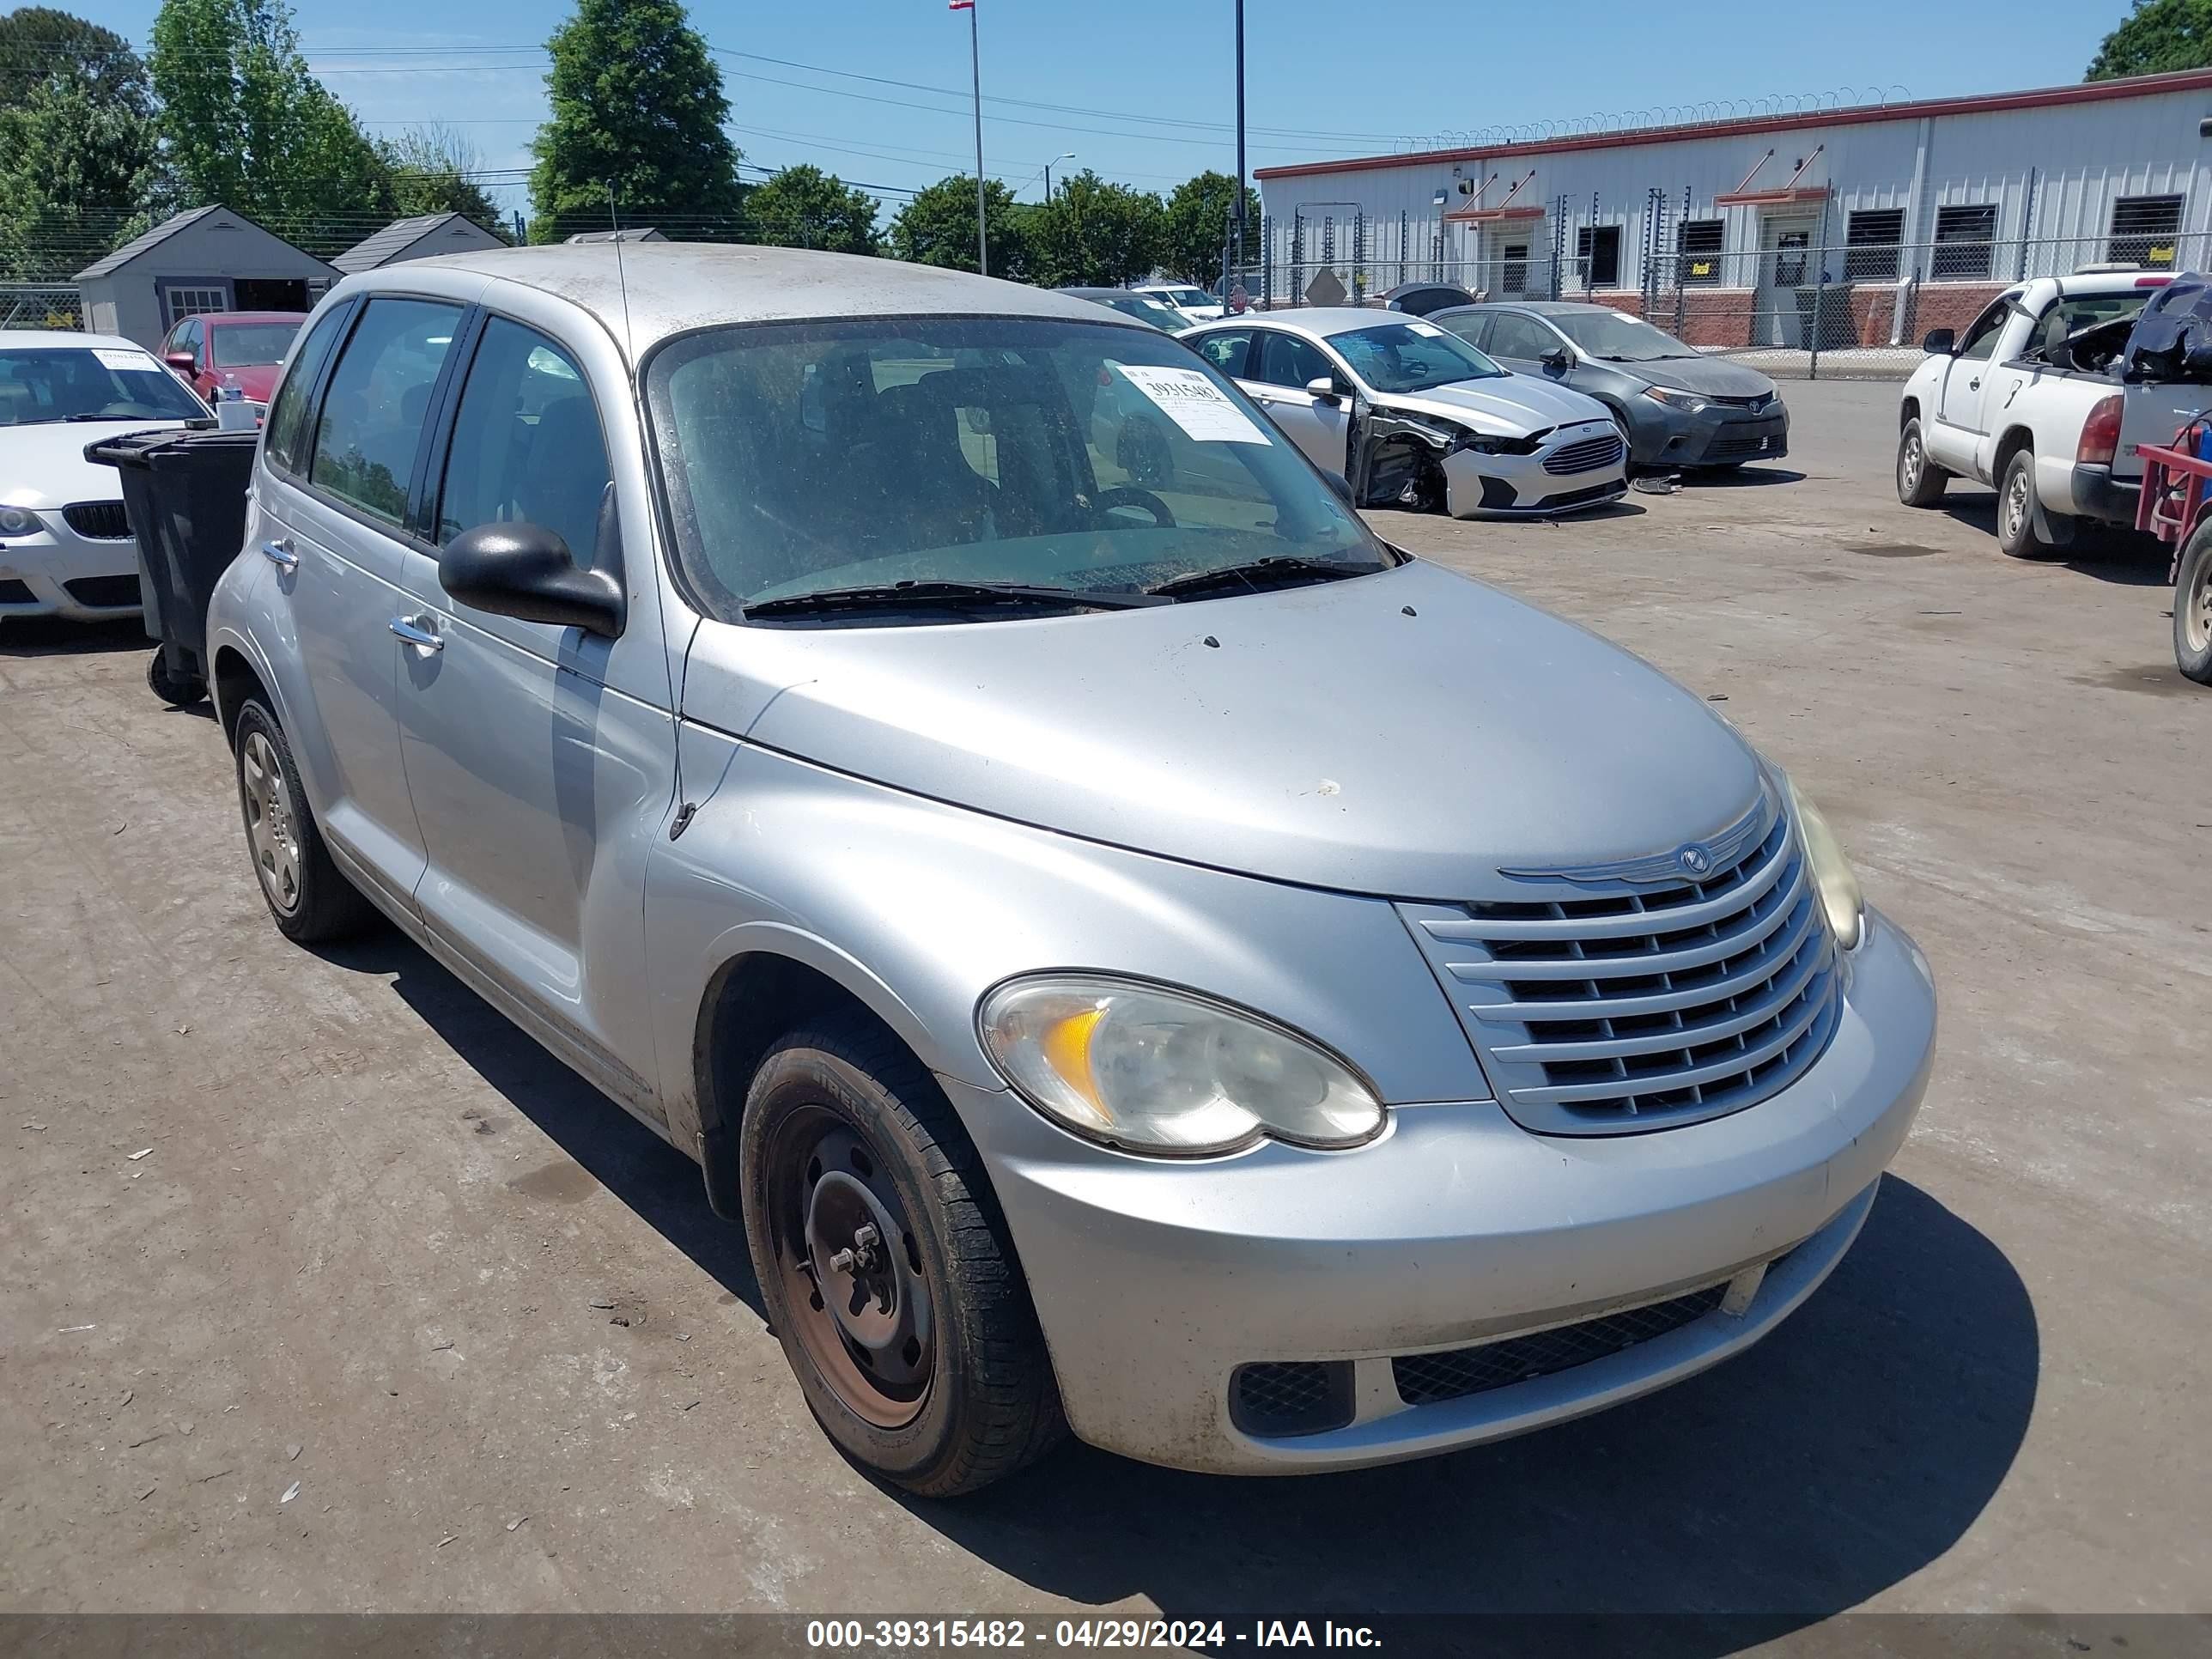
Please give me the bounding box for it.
[348,244,1133,352]
[1460,301,1607,315]
[202,311,309,325]
[0,329,144,351]
[1192,307,1402,342]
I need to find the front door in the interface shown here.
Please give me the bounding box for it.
[1757,217,1818,347]
[1929,300,2012,476]
[392,312,677,1122]
[259,295,466,912]
[1238,329,1352,476]
[1480,309,1569,378]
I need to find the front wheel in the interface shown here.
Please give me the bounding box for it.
[739,1019,1064,1496]
[2175,518,2212,684]
[1896,416,1948,507]
[1996,447,2067,558]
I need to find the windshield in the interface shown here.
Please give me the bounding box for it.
[1329,321,1503,392]
[645,316,1384,619]
[1550,311,1698,362]
[1161,289,1212,309]
[0,344,206,426]
[1097,295,1191,331]
[210,320,303,368]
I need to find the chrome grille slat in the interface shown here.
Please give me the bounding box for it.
[1489,933,1828,1064]
[1437,856,1809,981]
[1395,787,1845,1136]
[1542,433,1626,476]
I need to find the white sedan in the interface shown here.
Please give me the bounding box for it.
[0,330,210,623]
[1182,310,1626,518]
[1133,282,1226,325]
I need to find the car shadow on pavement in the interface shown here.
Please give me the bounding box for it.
[325,935,767,1316]
[1936,493,2172,586]
[0,616,148,658]
[906,1176,2036,1644]
[1675,465,1807,488]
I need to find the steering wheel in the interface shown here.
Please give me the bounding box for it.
[1092,486,1176,528]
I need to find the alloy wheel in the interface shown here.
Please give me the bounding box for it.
[2189,556,2212,654]
[2003,468,2032,544]
[1899,431,1923,492]
[240,730,301,915]
[765,1107,933,1429]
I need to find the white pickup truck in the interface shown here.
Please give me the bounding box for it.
[1895,268,2212,556]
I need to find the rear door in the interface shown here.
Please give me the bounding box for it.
[1241,330,1352,475]
[391,308,677,1122]
[258,295,467,912]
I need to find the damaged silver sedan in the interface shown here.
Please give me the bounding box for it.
[1186,309,1628,517]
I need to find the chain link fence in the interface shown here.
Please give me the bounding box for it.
[1236,212,2212,380]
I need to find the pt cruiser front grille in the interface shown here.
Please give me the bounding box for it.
[1393,1283,1729,1405]
[1397,788,1842,1134]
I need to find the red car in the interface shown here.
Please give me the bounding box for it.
[159,311,308,407]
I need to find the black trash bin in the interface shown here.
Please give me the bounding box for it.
[83,428,258,707]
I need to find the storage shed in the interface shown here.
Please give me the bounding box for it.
[331,212,507,275]
[74,206,337,349]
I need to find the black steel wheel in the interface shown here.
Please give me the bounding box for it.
[738,1018,1064,1495]
[147,651,208,708]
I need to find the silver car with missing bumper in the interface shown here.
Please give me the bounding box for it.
[1184,308,1628,516]
[205,246,1934,1494]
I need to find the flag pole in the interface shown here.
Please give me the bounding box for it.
[968,0,987,276]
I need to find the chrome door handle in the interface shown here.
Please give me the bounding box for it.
[389,615,442,651]
[1967,378,1981,390]
[259,538,297,571]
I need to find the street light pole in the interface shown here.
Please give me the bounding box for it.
[965,0,988,276]
[1043,151,1073,202]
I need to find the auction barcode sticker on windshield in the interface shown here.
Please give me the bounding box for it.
[92,348,156,372]
[1115,365,1270,444]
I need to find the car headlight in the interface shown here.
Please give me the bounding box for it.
[0,506,40,536]
[979,975,1386,1156]
[1642,385,1709,414]
[1784,777,1864,951]
[1453,428,1543,456]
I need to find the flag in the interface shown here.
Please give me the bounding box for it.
[948,1,972,9]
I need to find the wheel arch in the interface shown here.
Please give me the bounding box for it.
[1899,395,1921,427]
[211,641,270,750]
[1993,422,2036,478]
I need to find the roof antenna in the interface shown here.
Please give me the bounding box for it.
[606,181,637,368]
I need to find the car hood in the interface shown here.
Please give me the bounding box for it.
[1620,356,1780,399]
[3,418,192,509]
[678,559,1763,900]
[1378,375,1613,436]
[215,364,283,402]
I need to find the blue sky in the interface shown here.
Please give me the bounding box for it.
[97,0,2137,218]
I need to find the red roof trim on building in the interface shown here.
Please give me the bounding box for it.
[1444,204,1546,223]
[1713,185,1834,207]
[1254,67,2212,181]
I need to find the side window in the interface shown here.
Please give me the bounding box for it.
[435,318,611,566]
[1486,313,1556,362]
[1956,301,2010,363]
[1255,331,1334,390]
[182,318,204,367]
[1193,328,1253,379]
[309,298,463,527]
[265,303,353,477]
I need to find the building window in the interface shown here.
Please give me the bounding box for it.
[162,285,228,326]
[1501,242,1528,294]
[1844,210,1905,281]
[1576,224,1621,289]
[1676,218,1723,285]
[2109,194,2184,269]
[1931,204,1998,281]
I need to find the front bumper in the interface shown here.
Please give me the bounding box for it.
[957,908,1934,1474]
[1626,402,1790,470]
[0,517,143,622]
[1441,424,1628,518]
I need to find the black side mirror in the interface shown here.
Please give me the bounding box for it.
[1922,327,1956,355]
[1541,346,1572,372]
[440,499,625,638]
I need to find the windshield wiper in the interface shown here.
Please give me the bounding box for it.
[743,578,1169,618]
[1146,555,1389,599]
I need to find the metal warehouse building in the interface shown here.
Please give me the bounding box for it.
[1252,67,2212,349]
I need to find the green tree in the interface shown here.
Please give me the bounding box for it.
[746,163,879,254]
[1024,169,1162,288]
[0,7,149,109]
[148,0,389,246]
[1159,170,1259,284]
[888,173,1028,276]
[2087,0,2212,77]
[528,0,744,242]
[0,9,163,280]
[377,126,507,233]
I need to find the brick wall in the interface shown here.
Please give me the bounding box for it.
[1559,281,2000,349]
[1844,282,2004,347]
[1584,288,1762,348]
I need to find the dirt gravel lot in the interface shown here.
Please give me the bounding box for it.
[2,380,2207,1634]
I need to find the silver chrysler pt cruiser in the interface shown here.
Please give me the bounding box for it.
[204,245,1936,1495]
